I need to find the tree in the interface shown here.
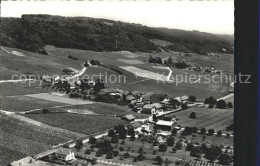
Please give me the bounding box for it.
[164,158,171,166]
[114,124,127,139]
[205,146,222,161]
[96,149,103,157]
[184,127,192,135]
[133,157,138,162]
[192,127,198,133]
[137,153,145,161]
[188,96,196,102]
[153,114,158,122]
[75,140,83,151]
[204,96,217,105]
[208,129,215,136]
[175,141,183,150]
[166,136,175,146]
[128,127,135,140]
[227,102,233,108]
[113,150,119,157]
[226,133,230,138]
[185,143,194,151]
[218,153,232,165]
[119,147,124,151]
[89,137,97,145]
[124,152,129,158]
[138,147,144,154]
[106,151,114,159]
[190,147,202,158]
[108,129,115,137]
[159,143,167,152]
[200,143,208,153]
[154,156,163,165]
[217,130,222,137]
[42,108,49,114]
[216,100,227,109]
[172,128,178,136]
[111,135,119,143]
[208,104,214,109]
[172,147,177,153]
[181,103,188,110]
[85,149,92,154]
[200,128,206,134]
[189,112,196,119]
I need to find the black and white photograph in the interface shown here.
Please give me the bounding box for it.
[1,0,255,166]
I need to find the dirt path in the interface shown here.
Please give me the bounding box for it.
[0,79,34,84]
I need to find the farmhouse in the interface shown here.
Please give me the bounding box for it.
[55,148,75,162]
[156,120,177,132]
[121,114,136,122]
[126,92,136,102]
[162,114,177,122]
[142,103,163,114]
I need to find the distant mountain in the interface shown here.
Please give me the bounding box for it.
[0,14,234,54]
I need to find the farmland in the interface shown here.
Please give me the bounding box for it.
[0,113,80,165]
[172,106,233,133]
[50,102,149,119]
[0,95,67,112]
[0,42,233,165]
[24,113,129,135]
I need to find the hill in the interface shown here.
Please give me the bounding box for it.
[0,14,233,54]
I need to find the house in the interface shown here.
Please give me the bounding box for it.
[143,93,168,103]
[181,95,189,101]
[142,103,163,114]
[143,93,154,104]
[55,148,75,162]
[155,120,177,132]
[121,114,136,122]
[162,114,177,122]
[126,92,136,102]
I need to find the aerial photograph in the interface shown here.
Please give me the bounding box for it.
[0,1,234,166]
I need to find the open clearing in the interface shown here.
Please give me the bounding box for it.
[172,106,233,133]
[117,59,144,64]
[25,93,93,105]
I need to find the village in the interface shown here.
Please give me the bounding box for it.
[8,61,234,166]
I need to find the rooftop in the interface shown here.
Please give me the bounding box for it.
[156,120,174,126]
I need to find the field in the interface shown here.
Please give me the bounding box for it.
[50,102,149,119]
[0,45,233,100]
[24,113,128,135]
[172,106,233,133]
[0,80,53,97]
[0,113,80,165]
[25,93,93,105]
[0,95,67,112]
[0,146,26,166]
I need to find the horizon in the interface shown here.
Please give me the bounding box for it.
[1,1,234,35]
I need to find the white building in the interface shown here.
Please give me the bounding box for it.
[56,148,75,162]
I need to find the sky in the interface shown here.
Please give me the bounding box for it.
[1,0,234,35]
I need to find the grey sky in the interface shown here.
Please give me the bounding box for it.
[1,0,234,35]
